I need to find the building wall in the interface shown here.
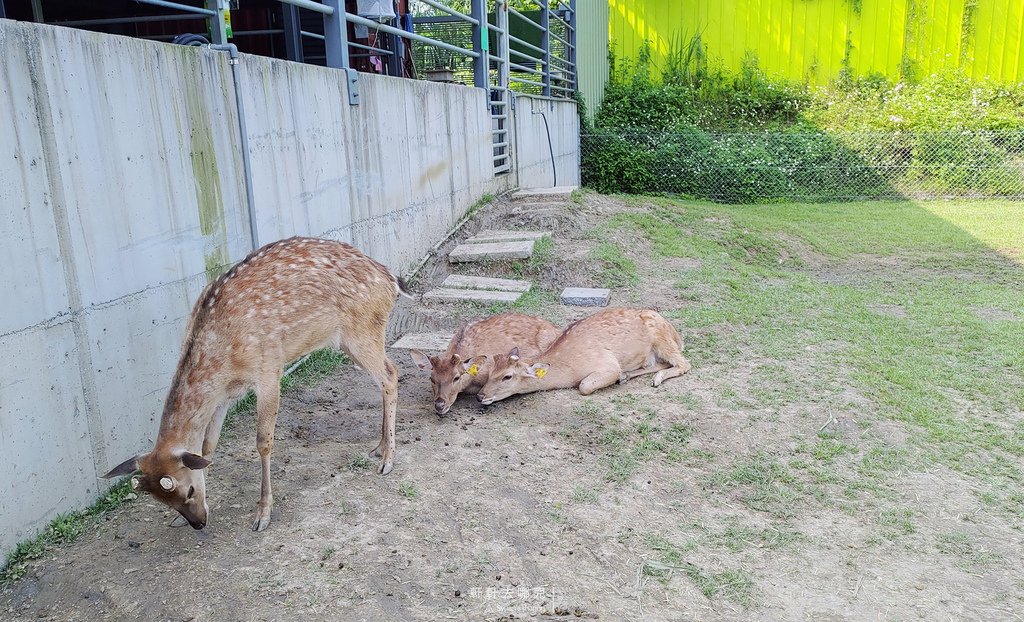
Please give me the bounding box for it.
[0,18,577,558]
[575,0,611,119]
[608,0,1024,86]
[513,94,581,187]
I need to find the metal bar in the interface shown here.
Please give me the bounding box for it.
[30,0,43,21]
[414,15,465,24]
[471,0,488,90]
[507,33,545,56]
[508,6,543,30]
[206,0,228,44]
[417,0,478,25]
[347,13,479,58]
[487,22,501,32]
[568,0,576,90]
[487,54,507,64]
[348,40,394,54]
[54,14,205,27]
[282,3,304,62]
[549,31,572,49]
[301,30,326,40]
[131,0,215,16]
[508,46,542,62]
[508,60,543,75]
[280,0,333,15]
[510,75,545,88]
[323,0,349,68]
[540,1,550,96]
[0,1,6,19]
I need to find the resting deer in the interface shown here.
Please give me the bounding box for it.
[476,308,691,404]
[408,313,561,415]
[103,236,409,532]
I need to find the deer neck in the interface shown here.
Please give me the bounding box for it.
[155,356,225,453]
[527,347,580,391]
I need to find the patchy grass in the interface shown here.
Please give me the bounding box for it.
[2,481,136,584]
[398,482,420,499]
[590,239,638,288]
[935,532,1004,568]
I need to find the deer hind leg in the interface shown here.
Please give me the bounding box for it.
[202,402,230,457]
[619,362,671,384]
[651,324,693,388]
[345,330,398,476]
[252,371,282,532]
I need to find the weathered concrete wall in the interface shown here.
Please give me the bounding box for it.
[512,95,581,189]
[0,18,576,558]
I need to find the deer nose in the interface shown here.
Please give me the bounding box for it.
[434,399,446,412]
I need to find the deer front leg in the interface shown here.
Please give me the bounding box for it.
[579,366,624,396]
[252,374,281,532]
[202,402,230,457]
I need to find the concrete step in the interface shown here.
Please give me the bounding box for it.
[515,202,571,212]
[561,287,611,307]
[465,230,551,244]
[512,186,578,202]
[423,288,523,304]
[442,274,532,292]
[448,240,535,263]
[390,331,454,351]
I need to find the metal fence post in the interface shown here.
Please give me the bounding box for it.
[206,0,228,45]
[540,1,551,96]
[568,0,577,91]
[282,3,304,62]
[470,0,489,91]
[324,0,350,69]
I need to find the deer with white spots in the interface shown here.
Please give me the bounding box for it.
[103,236,410,532]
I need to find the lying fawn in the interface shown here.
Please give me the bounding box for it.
[409,313,560,414]
[476,308,691,404]
[103,236,409,532]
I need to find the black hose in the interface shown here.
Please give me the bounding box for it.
[537,108,557,187]
[172,33,211,47]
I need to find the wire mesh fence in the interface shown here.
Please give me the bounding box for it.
[580,130,1024,203]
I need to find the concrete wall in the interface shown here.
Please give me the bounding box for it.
[0,18,577,558]
[513,95,581,189]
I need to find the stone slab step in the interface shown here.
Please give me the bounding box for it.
[512,186,578,202]
[448,240,535,263]
[561,287,611,307]
[423,288,523,304]
[465,230,551,244]
[390,331,454,351]
[442,274,532,292]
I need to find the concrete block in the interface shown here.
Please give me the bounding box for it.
[465,230,552,244]
[448,240,535,263]
[512,186,579,202]
[442,274,532,292]
[561,287,611,307]
[390,331,455,351]
[423,288,523,304]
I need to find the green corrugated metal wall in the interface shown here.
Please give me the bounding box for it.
[577,0,1024,111]
[576,0,611,118]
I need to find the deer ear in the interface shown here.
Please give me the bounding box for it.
[180,453,212,470]
[409,349,432,371]
[508,346,520,361]
[463,356,487,376]
[102,455,140,479]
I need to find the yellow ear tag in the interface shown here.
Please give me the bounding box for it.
[535,368,547,379]
[467,364,479,377]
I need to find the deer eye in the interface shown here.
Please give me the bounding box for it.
[503,374,513,381]
[187,486,195,499]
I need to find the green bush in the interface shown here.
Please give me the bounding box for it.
[584,42,1024,202]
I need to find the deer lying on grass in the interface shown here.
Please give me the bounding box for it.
[409,313,561,415]
[475,308,691,404]
[103,236,409,532]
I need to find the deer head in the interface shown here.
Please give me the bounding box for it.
[476,347,548,405]
[103,451,212,529]
[409,349,486,415]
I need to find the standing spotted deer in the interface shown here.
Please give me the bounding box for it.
[476,308,691,404]
[103,236,409,532]
[408,313,561,415]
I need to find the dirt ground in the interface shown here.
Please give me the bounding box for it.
[3,193,1022,621]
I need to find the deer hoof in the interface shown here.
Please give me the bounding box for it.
[378,460,393,476]
[252,512,272,532]
[653,371,666,387]
[618,373,629,385]
[168,514,189,528]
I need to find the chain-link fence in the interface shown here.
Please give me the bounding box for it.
[581,130,1024,203]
